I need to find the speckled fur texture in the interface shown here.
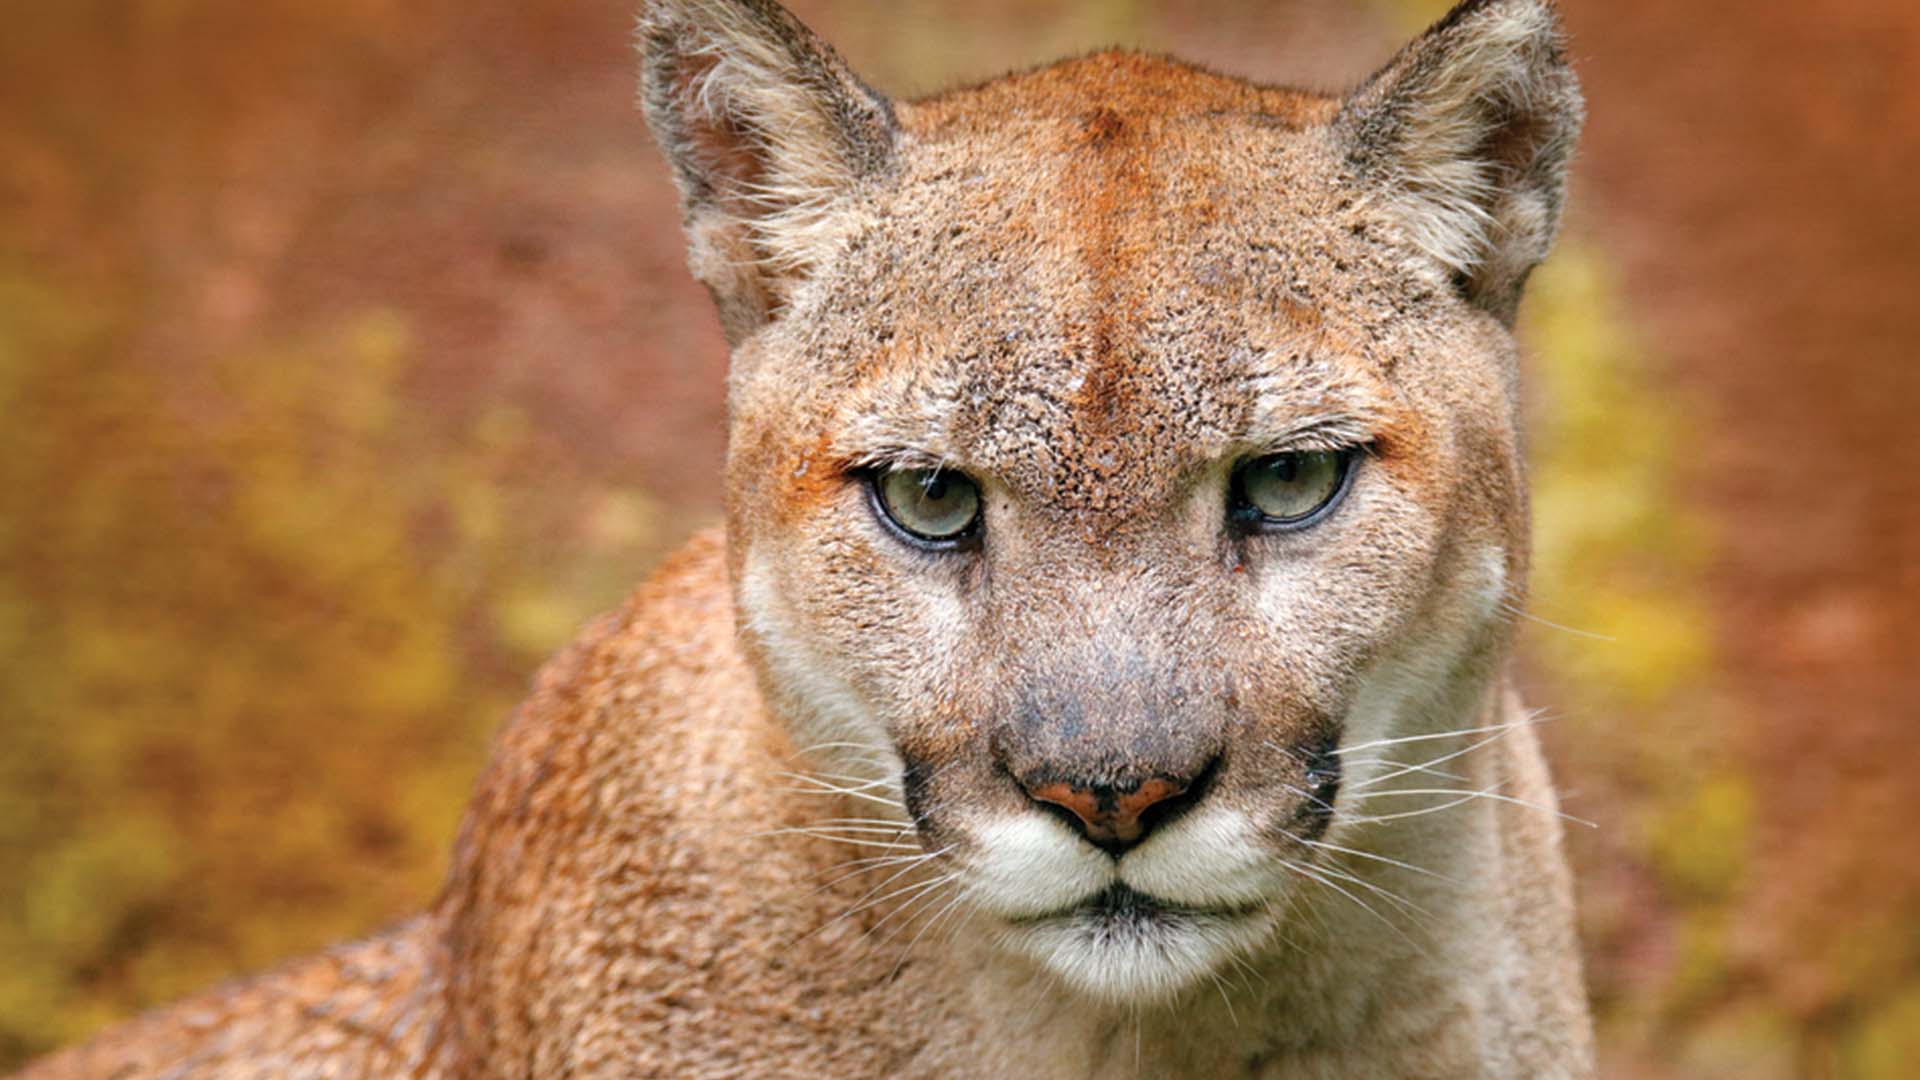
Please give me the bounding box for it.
[16,0,1594,1076]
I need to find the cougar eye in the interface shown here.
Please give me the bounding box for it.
[869,466,982,548]
[1229,449,1356,531]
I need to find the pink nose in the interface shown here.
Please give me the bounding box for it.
[1022,776,1193,854]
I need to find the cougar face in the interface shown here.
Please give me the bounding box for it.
[644,0,1578,1004]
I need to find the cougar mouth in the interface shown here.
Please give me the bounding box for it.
[1086,883,1171,921]
[1016,884,1262,927]
[1002,881,1279,1002]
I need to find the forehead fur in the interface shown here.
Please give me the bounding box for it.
[907,50,1337,131]
[735,51,1493,521]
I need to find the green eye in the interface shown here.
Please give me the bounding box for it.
[1230,449,1355,530]
[870,467,982,547]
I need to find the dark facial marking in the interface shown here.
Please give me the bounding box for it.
[901,753,939,834]
[1294,729,1343,843]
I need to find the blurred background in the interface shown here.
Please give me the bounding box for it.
[2,0,1916,1075]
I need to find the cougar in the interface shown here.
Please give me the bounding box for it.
[18,0,1594,1075]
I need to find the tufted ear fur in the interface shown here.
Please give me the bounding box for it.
[639,0,897,344]
[1336,0,1584,324]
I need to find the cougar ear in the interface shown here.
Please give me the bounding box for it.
[639,0,897,344]
[1335,0,1584,324]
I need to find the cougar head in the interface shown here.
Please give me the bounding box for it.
[640,0,1581,1002]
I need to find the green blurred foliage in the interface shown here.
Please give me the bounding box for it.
[0,264,657,1061]
[1526,253,1714,708]
[1847,987,1920,1079]
[1523,250,1761,1067]
[1521,252,1920,1077]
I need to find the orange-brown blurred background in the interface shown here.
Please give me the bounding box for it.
[3,1,1917,1075]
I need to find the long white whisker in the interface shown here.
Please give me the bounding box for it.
[1351,725,1521,790]
[1282,782,1339,817]
[1297,837,1461,886]
[1208,970,1240,1028]
[818,870,957,943]
[752,828,919,851]
[782,785,908,809]
[1343,757,1469,787]
[1278,857,1425,953]
[1226,951,1269,990]
[779,770,901,791]
[809,849,944,895]
[815,849,940,875]
[808,860,930,911]
[1344,786,1597,828]
[885,885,969,980]
[1301,859,1433,922]
[786,817,912,831]
[1332,715,1549,757]
[793,740,894,757]
[857,873,960,943]
[1499,600,1616,642]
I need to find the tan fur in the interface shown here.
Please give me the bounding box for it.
[16,1,1593,1075]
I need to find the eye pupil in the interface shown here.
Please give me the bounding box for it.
[871,466,982,547]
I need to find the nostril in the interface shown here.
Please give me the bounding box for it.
[1026,780,1178,850]
[1019,757,1217,856]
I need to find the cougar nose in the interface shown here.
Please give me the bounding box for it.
[1019,765,1212,856]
